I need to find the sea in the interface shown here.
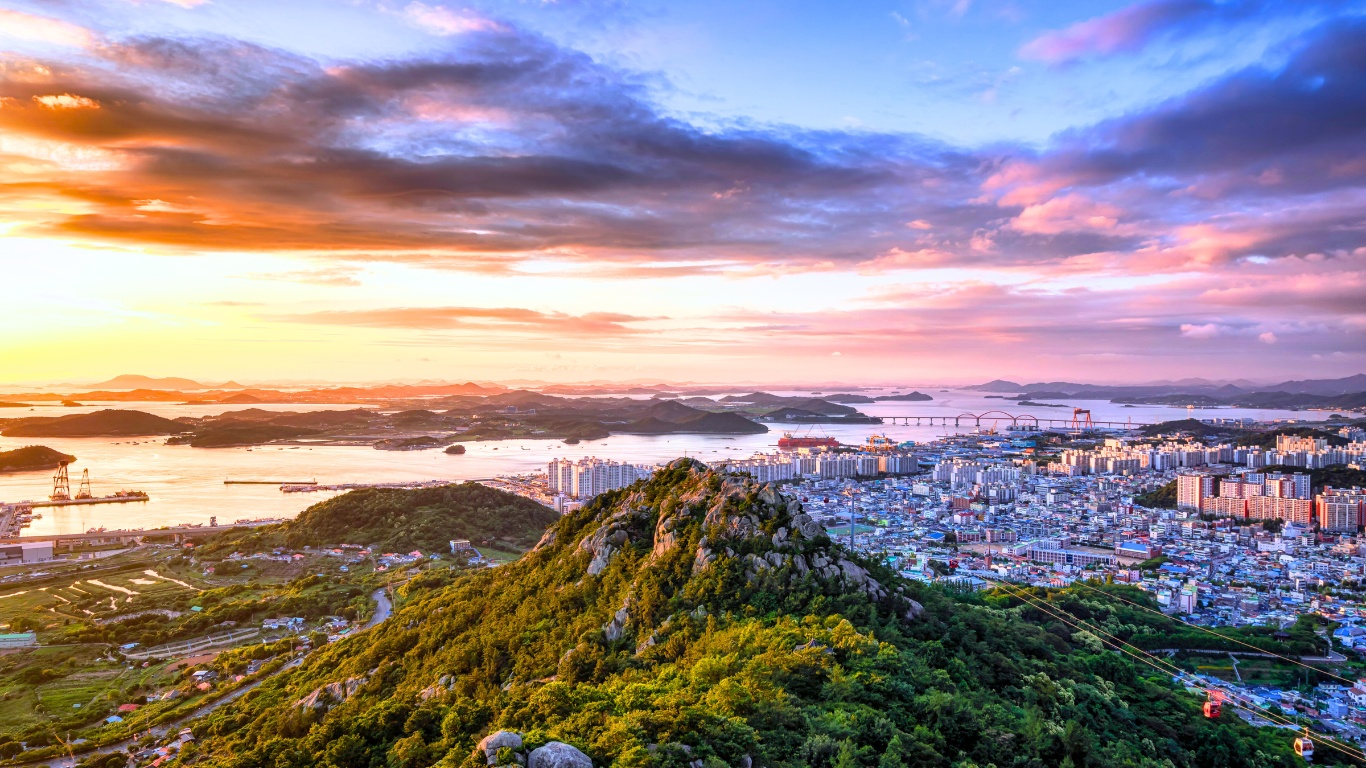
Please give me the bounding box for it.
[0,390,1337,536]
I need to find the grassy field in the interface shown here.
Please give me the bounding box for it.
[36,675,121,712]
[0,644,184,739]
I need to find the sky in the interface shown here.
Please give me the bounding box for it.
[0,0,1363,386]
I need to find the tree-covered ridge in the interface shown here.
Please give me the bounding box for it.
[205,482,558,555]
[184,460,1317,768]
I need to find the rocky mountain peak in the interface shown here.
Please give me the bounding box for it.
[542,458,922,652]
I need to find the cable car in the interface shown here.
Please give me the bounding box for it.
[1203,691,1224,719]
[1294,734,1313,762]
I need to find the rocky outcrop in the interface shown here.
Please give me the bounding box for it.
[293,675,367,710]
[579,494,652,575]
[477,731,524,765]
[472,732,592,768]
[528,742,593,768]
[603,601,630,642]
[532,528,557,552]
[418,674,453,701]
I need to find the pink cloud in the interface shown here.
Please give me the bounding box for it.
[0,9,97,48]
[1019,0,1209,64]
[403,3,503,36]
[1008,193,1126,235]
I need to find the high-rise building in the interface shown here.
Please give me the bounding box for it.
[1176,474,1214,511]
[546,458,651,500]
[1318,487,1366,534]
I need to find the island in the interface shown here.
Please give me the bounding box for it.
[0,409,189,437]
[0,445,76,473]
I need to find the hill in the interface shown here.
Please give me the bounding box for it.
[0,446,75,473]
[167,424,322,448]
[0,409,189,437]
[618,410,768,435]
[183,460,1301,768]
[220,393,264,404]
[966,379,1023,392]
[207,483,557,556]
[86,374,208,390]
[875,392,933,402]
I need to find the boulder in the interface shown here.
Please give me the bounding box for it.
[477,731,524,765]
[791,514,823,539]
[528,742,592,768]
[757,483,782,509]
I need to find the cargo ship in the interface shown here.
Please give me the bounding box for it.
[778,432,840,450]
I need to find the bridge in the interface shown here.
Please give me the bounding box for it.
[876,409,1151,430]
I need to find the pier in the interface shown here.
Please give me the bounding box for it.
[29,493,149,509]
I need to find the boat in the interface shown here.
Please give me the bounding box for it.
[778,432,839,450]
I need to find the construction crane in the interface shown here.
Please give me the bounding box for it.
[75,469,93,500]
[1069,408,1094,431]
[50,463,71,502]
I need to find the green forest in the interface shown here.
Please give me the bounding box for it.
[1134,481,1177,509]
[176,460,1328,768]
[204,482,558,555]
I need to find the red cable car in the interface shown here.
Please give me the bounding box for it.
[1294,734,1313,762]
[1203,690,1224,719]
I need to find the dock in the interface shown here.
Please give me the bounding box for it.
[30,493,149,509]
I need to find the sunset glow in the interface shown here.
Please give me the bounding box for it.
[1,0,1363,385]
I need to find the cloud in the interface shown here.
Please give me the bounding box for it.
[1179,322,1225,339]
[1019,0,1269,64]
[1259,331,1278,344]
[273,306,661,336]
[237,267,366,287]
[0,9,97,48]
[0,5,1359,349]
[33,94,99,109]
[403,3,503,35]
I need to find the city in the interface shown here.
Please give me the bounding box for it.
[523,419,1366,746]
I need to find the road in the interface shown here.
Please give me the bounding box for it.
[1152,648,1347,662]
[24,587,396,767]
[365,586,393,629]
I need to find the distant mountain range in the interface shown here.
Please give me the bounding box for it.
[968,373,1366,398]
[85,374,244,391]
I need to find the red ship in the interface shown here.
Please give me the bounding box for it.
[778,432,840,450]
